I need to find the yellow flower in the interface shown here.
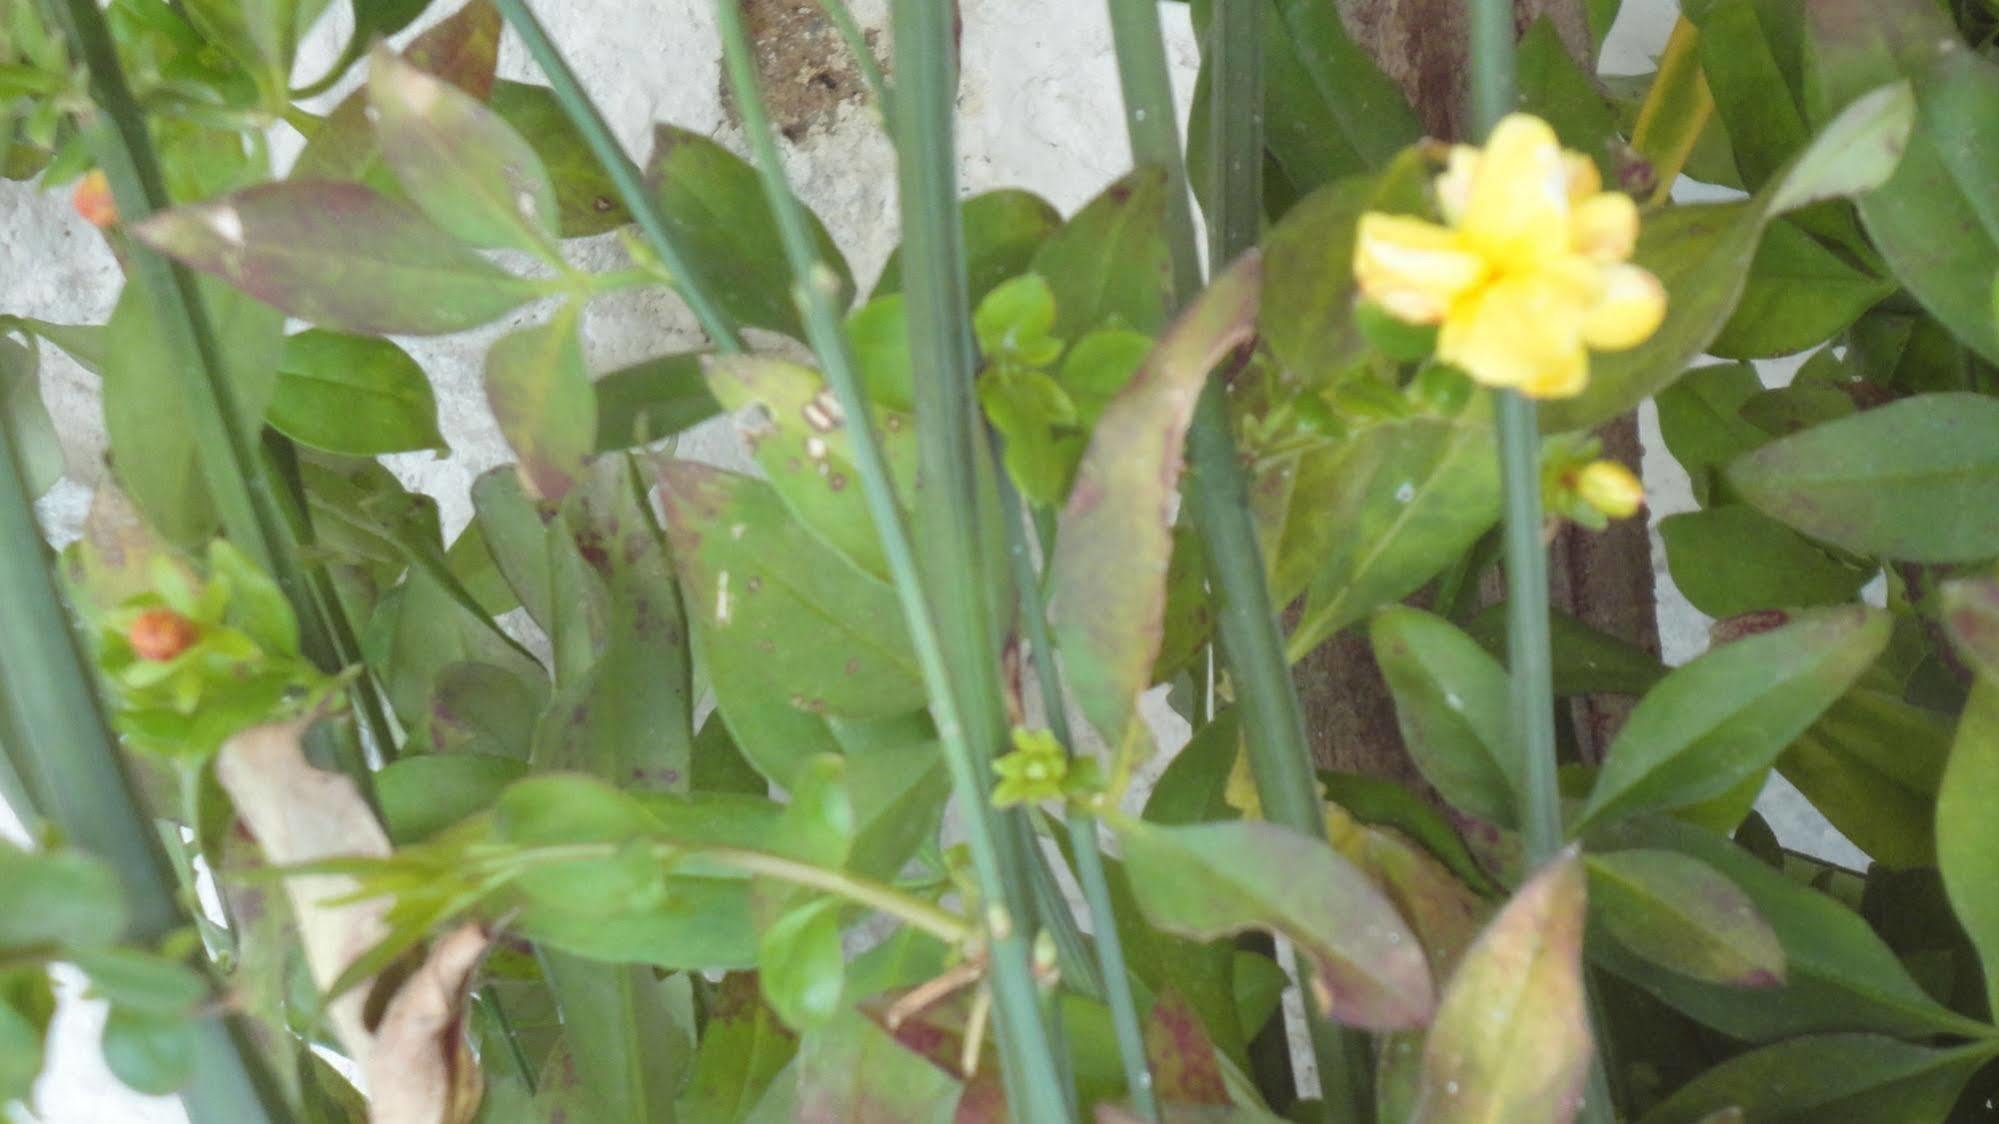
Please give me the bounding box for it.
[1353,115,1667,398]
[1574,459,1645,519]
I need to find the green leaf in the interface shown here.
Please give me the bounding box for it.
[0,971,52,1104]
[1588,850,1784,988]
[367,45,558,255]
[485,305,595,501]
[535,456,695,789]
[71,949,208,1015]
[1638,1034,1995,1124]
[1709,219,1892,359]
[376,753,526,845]
[1729,393,1999,563]
[677,973,797,1119]
[1654,362,1768,505]
[1577,606,1889,830]
[1030,166,1173,339]
[268,330,444,455]
[593,351,720,451]
[493,777,772,969]
[102,278,283,547]
[1587,816,1978,1041]
[1370,606,1519,827]
[1286,402,1500,660]
[364,566,545,729]
[647,125,853,339]
[1259,152,1428,386]
[654,461,922,775]
[873,189,1061,305]
[1463,604,1668,698]
[1776,687,1950,868]
[973,274,1063,367]
[1111,815,1433,1031]
[180,0,288,87]
[704,354,919,581]
[0,335,59,497]
[758,897,845,1030]
[1050,256,1260,744]
[537,953,690,1124]
[100,1006,195,1095]
[1543,81,1916,432]
[1808,0,1999,363]
[795,1010,960,1123]
[1409,850,1592,1123]
[1516,17,1618,178]
[1688,0,1810,191]
[0,845,127,950]
[1937,681,1999,1021]
[1262,0,1419,190]
[1658,506,1872,619]
[132,182,542,336]
[489,79,630,238]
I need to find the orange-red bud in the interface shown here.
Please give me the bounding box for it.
[128,608,198,662]
[72,170,117,229]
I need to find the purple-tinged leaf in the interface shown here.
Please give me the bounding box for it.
[132,182,542,336]
[1941,575,1999,682]
[1111,814,1434,1031]
[797,1010,960,1123]
[1142,991,1228,1105]
[483,305,595,501]
[1050,255,1260,744]
[1411,849,1593,1124]
[1588,850,1784,988]
[292,0,504,184]
[368,45,559,254]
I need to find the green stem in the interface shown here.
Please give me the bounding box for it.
[502,840,971,946]
[996,467,1159,1120]
[713,2,1073,1116]
[0,426,289,1124]
[490,0,744,352]
[46,0,383,785]
[1113,0,1372,1111]
[1469,2,1615,1119]
[708,847,971,945]
[1495,395,1561,863]
[1205,0,1263,260]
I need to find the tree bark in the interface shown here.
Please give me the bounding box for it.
[1292,0,1661,777]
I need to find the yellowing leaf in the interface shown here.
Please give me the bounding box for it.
[1411,849,1592,1124]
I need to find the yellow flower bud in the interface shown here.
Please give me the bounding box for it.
[1575,460,1644,519]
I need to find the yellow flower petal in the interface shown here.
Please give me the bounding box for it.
[1353,213,1488,325]
[1436,145,1480,225]
[1564,154,1602,206]
[1459,114,1571,271]
[1581,263,1667,350]
[1437,273,1589,396]
[1575,460,1645,518]
[1570,192,1639,262]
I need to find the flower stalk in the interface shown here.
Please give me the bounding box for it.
[712,1,1076,1116]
